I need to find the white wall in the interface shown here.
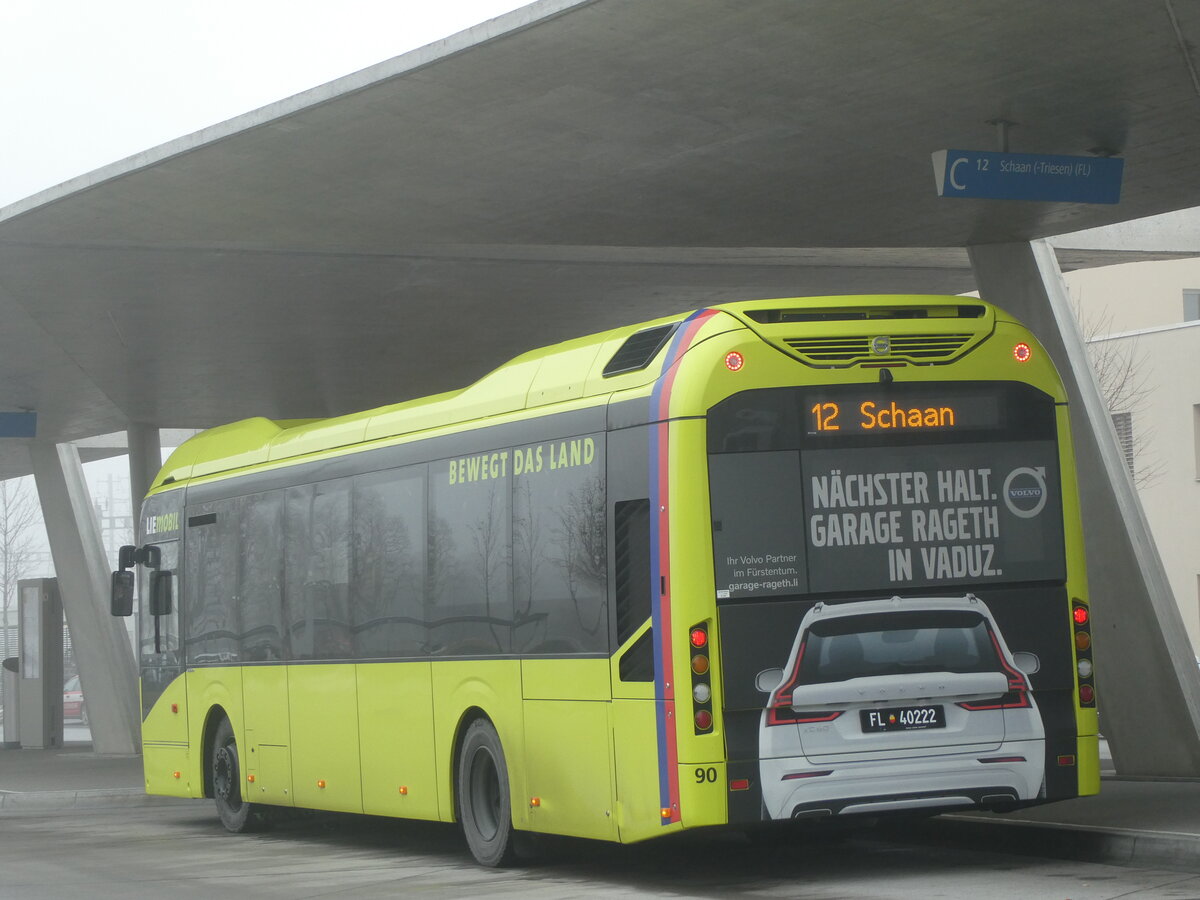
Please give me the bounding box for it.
[1066,257,1200,334]
[1065,258,1200,651]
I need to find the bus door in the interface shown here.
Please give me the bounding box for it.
[137,538,182,707]
[132,536,194,795]
[113,491,189,792]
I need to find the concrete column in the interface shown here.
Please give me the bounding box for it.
[969,239,1200,776]
[30,440,139,755]
[126,425,162,515]
[125,424,162,731]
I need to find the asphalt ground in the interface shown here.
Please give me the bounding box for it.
[4,741,1200,874]
[8,802,1200,900]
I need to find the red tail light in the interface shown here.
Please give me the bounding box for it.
[690,621,714,734]
[959,691,1032,711]
[768,707,843,726]
[1071,600,1095,707]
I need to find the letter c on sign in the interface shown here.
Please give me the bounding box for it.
[950,157,968,191]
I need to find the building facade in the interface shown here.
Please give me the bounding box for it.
[1064,258,1200,652]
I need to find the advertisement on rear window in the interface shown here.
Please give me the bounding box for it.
[708,381,1065,600]
[717,590,1077,824]
[708,383,1081,824]
[711,440,1064,599]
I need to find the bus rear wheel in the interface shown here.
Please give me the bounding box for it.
[212,718,266,833]
[457,719,520,867]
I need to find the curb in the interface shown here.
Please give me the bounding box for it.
[0,789,182,812]
[896,815,1200,874]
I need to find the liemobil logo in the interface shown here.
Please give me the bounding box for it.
[871,335,891,356]
[1003,467,1047,519]
[143,511,180,536]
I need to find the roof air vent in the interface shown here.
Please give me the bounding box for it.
[744,305,985,324]
[603,323,679,377]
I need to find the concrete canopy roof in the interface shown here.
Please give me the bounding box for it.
[2,0,1200,478]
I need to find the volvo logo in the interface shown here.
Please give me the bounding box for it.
[870,335,891,356]
[1003,467,1048,518]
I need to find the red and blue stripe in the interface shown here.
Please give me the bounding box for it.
[648,309,717,824]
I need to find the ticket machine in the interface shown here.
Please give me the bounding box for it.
[17,578,63,749]
[1,656,18,748]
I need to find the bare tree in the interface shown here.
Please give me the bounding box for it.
[555,475,607,636]
[470,483,508,649]
[512,479,544,623]
[1073,291,1164,487]
[0,477,43,656]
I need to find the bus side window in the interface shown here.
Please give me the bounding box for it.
[512,436,608,655]
[149,570,173,616]
[619,628,654,682]
[614,499,653,681]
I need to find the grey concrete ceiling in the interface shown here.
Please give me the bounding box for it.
[2,0,1200,478]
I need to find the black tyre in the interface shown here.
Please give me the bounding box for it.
[457,719,520,867]
[212,718,266,833]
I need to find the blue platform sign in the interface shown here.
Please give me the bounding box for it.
[0,412,37,437]
[932,149,1123,204]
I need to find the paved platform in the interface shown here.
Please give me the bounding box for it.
[0,744,152,811]
[911,780,1200,874]
[3,743,1200,873]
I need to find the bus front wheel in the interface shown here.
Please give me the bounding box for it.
[457,719,520,867]
[212,718,266,833]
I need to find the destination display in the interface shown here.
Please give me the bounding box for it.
[806,390,1001,435]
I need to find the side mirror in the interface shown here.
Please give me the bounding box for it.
[755,667,785,693]
[149,570,174,616]
[118,545,137,570]
[136,544,161,569]
[111,571,135,616]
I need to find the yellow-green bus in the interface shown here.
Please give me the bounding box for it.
[112,295,1098,865]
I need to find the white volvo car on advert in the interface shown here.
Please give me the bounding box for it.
[757,595,1044,820]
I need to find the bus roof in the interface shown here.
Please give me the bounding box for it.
[152,294,996,492]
